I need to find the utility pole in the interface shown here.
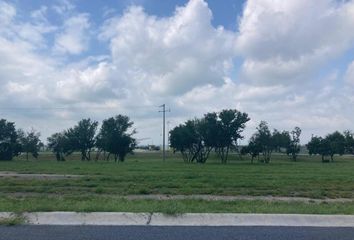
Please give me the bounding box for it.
[167,120,171,151]
[159,104,170,162]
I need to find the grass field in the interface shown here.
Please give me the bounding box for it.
[1,151,354,214]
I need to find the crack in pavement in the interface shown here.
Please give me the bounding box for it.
[146,213,153,225]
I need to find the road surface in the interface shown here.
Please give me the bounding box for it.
[1,226,354,240]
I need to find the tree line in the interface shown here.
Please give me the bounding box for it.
[169,110,354,164]
[240,121,302,163]
[307,131,354,162]
[1,109,354,163]
[0,115,136,162]
[169,109,250,163]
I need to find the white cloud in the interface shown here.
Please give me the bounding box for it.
[52,0,75,15]
[0,0,354,145]
[31,6,48,22]
[0,1,16,27]
[55,62,113,102]
[54,13,91,55]
[345,61,354,84]
[236,0,354,85]
[0,2,56,48]
[100,0,236,95]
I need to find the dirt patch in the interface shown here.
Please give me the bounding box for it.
[0,171,82,180]
[2,192,353,203]
[124,194,354,203]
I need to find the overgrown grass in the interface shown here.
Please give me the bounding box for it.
[1,195,354,215]
[1,152,354,199]
[0,214,26,226]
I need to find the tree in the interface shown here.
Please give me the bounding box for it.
[255,121,273,163]
[307,132,345,162]
[344,130,354,154]
[47,132,71,161]
[198,113,219,163]
[215,109,250,164]
[96,115,136,162]
[307,136,322,157]
[272,129,290,153]
[170,121,195,163]
[66,118,98,161]
[326,131,345,161]
[0,119,21,161]
[286,127,302,161]
[241,134,262,163]
[170,117,216,164]
[241,121,274,164]
[18,129,43,160]
[170,119,207,163]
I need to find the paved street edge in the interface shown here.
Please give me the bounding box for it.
[1,212,354,227]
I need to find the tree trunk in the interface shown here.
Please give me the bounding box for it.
[226,147,230,163]
[95,150,101,161]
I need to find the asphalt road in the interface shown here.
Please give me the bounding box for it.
[1,226,354,240]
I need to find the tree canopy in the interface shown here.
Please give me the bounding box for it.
[96,115,136,162]
[47,131,72,161]
[286,127,302,161]
[18,129,43,160]
[66,118,98,161]
[170,109,249,164]
[307,131,346,162]
[0,119,21,161]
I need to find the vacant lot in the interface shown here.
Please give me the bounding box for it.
[0,152,354,214]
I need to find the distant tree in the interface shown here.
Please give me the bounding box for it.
[0,119,21,161]
[215,109,250,164]
[243,122,273,163]
[95,131,108,161]
[47,132,71,161]
[307,132,345,162]
[96,115,136,162]
[170,121,194,162]
[170,118,213,163]
[170,119,208,163]
[286,127,302,161]
[241,134,262,163]
[66,118,98,161]
[256,121,273,163]
[307,136,322,157]
[18,129,43,160]
[195,116,216,163]
[344,130,354,154]
[326,131,345,161]
[170,109,249,164]
[272,129,290,153]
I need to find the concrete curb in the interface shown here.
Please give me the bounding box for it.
[1,212,354,227]
[150,213,354,227]
[25,212,149,226]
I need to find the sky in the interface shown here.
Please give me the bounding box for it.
[0,0,354,145]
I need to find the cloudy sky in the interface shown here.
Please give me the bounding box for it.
[1,0,354,145]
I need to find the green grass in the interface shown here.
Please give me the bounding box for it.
[0,152,354,214]
[1,152,354,198]
[0,195,354,215]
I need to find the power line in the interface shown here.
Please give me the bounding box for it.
[0,105,158,110]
